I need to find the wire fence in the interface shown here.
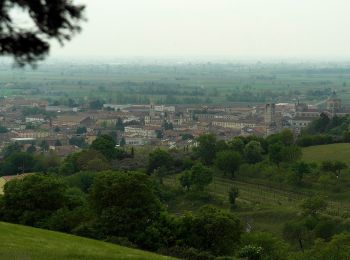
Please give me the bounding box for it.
[213,177,350,217]
[165,174,350,217]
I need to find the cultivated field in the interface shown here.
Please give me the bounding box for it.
[165,173,350,236]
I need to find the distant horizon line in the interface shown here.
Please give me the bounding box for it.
[3,54,350,65]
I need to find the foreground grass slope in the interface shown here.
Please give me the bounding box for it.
[0,222,173,260]
[302,143,350,165]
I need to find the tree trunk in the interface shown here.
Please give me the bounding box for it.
[298,238,304,252]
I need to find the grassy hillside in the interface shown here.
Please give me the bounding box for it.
[302,143,350,165]
[0,222,174,260]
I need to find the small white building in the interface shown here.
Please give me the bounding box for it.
[124,126,157,138]
[124,137,147,146]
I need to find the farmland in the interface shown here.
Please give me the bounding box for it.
[165,172,350,236]
[1,61,350,105]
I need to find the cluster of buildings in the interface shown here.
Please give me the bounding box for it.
[0,91,346,155]
[266,91,348,135]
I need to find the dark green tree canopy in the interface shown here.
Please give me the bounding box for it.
[90,135,117,160]
[89,171,163,241]
[215,150,242,178]
[147,148,173,174]
[178,206,243,256]
[0,0,84,65]
[1,174,67,226]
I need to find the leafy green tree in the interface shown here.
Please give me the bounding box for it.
[155,129,163,139]
[75,150,109,172]
[42,188,91,233]
[179,163,213,191]
[1,175,67,226]
[90,135,117,160]
[59,150,109,175]
[241,232,289,260]
[89,171,163,243]
[281,145,302,163]
[135,213,178,251]
[228,186,239,208]
[0,152,36,175]
[333,161,348,178]
[153,166,168,184]
[268,143,284,166]
[292,161,311,185]
[59,153,79,176]
[34,152,61,173]
[321,161,334,174]
[216,140,229,152]
[162,121,174,130]
[195,134,217,165]
[301,233,350,260]
[313,218,338,241]
[283,220,308,251]
[120,137,126,147]
[215,150,242,178]
[0,126,8,133]
[181,133,194,141]
[268,129,294,146]
[300,196,328,218]
[343,131,350,142]
[179,170,192,191]
[40,140,49,152]
[238,245,263,260]
[178,206,242,256]
[76,126,87,135]
[116,118,125,131]
[190,163,213,191]
[321,160,348,179]
[228,137,245,154]
[0,0,85,66]
[3,142,22,158]
[147,149,173,174]
[279,129,294,146]
[304,113,331,134]
[244,141,264,164]
[65,171,96,193]
[69,136,87,148]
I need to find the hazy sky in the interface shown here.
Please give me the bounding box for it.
[51,0,350,59]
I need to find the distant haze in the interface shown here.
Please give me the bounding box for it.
[50,0,350,60]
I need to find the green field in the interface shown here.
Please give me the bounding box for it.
[1,62,350,105]
[0,222,174,260]
[302,143,350,165]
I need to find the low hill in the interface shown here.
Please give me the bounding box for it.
[0,222,174,260]
[302,143,350,165]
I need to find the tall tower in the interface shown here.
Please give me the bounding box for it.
[265,103,277,136]
[149,103,155,118]
[265,103,276,125]
[326,90,342,115]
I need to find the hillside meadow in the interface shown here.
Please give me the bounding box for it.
[0,222,174,260]
[302,143,350,165]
